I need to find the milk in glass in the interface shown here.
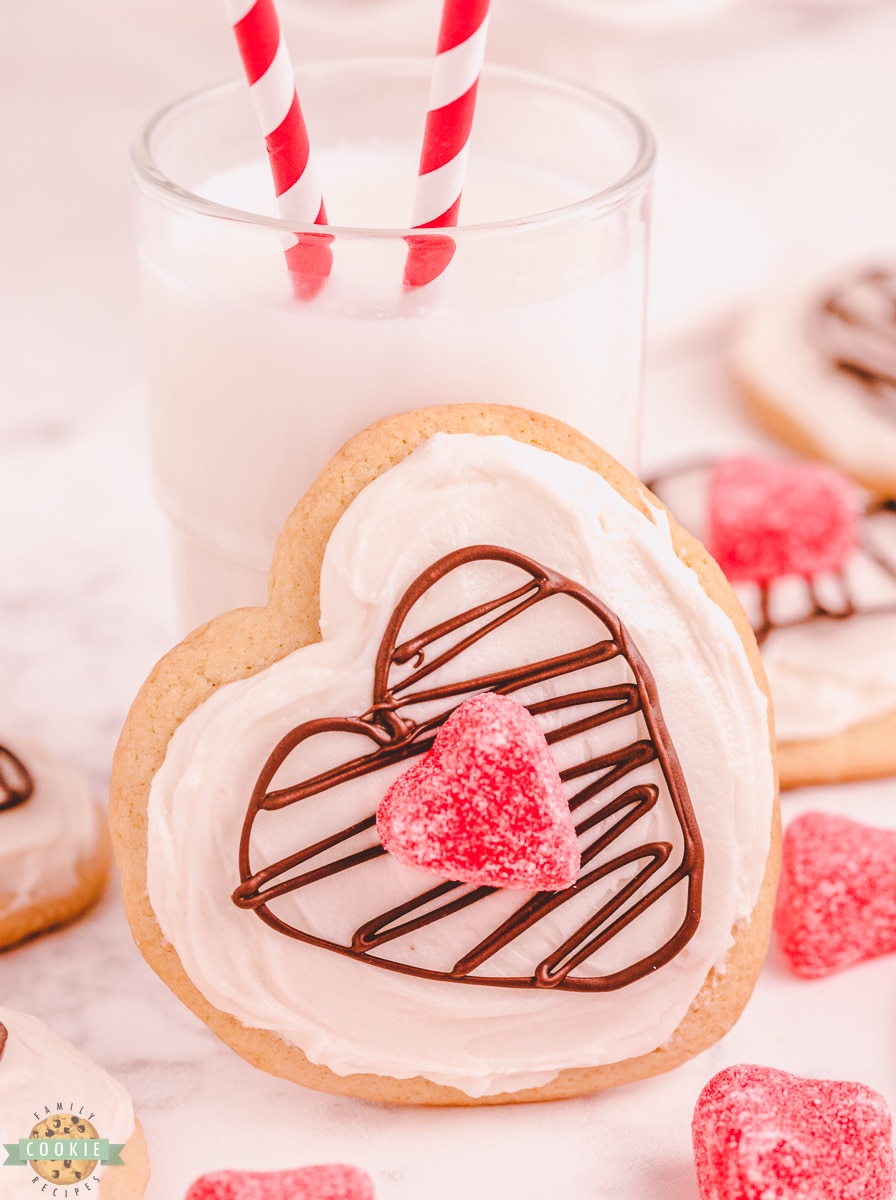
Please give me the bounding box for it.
[135,65,653,628]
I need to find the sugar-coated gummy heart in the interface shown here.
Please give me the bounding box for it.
[693,1063,895,1200]
[707,456,856,583]
[774,811,896,977]
[376,691,581,890]
[184,1165,375,1200]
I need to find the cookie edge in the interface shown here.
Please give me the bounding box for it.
[97,1118,150,1200]
[0,811,111,951]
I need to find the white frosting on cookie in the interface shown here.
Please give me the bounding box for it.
[0,1008,134,1199]
[730,267,896,487]
[761,613,896,741]
[146,434,774,1097]
[0,740,105,912]
[654,466,896,743]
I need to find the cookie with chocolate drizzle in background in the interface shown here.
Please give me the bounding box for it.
[649,455,896,790]
[0,739,110,949]
[731,263,896,499]
[110,404,779,1106]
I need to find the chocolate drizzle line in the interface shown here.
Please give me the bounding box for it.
[0,1020,6,1062]
[233,545,704,992]
[811,267,896,421]
[752,496,896,646]
[0,744,34,813]
[645,464,896,646]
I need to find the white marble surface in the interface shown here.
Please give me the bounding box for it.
[2,0,896,1197]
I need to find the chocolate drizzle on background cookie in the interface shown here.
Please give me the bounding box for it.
[233,545,704,992]
[750,498,896,644]
[647,463,896,646]
[0,744,34,813]
[812,267,896,420]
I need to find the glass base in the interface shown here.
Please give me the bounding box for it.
[168,526,268,633]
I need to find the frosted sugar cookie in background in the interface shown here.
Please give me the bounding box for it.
[648,455,896,788]
[0,1007,149,1199]
[731,264,896,499]
[0,739,110,949]
[110,404,778,1107]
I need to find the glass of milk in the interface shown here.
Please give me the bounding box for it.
[133,58,654,631]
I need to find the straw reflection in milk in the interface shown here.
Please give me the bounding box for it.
[140,142,648,629]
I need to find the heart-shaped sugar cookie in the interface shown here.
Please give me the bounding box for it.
[110,409,778,1104]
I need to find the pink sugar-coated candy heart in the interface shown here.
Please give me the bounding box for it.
[184,1165,375,1200]
[376,691,581,890]
[693,1063,895,1200]
[707,456,856,583]
[774,811,896,978]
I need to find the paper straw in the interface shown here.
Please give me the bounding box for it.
[404,0,492,289]
[226,0,332,298]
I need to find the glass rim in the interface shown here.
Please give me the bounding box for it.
[131,55,655,240]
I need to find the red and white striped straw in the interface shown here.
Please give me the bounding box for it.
[403,0,491,290]
[225,0,332,298]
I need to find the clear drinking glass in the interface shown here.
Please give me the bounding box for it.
[133,57,654,630]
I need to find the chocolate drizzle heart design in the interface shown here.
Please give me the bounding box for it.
[811,266,896,421]
[0,744,34,813]
[232,545,703,992]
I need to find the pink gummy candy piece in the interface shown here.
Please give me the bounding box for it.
[707,456,856,583]
[693,1063,895,1200]
[184,1165,375,1200]
[376,691,581,890]
[774,811,896,978]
